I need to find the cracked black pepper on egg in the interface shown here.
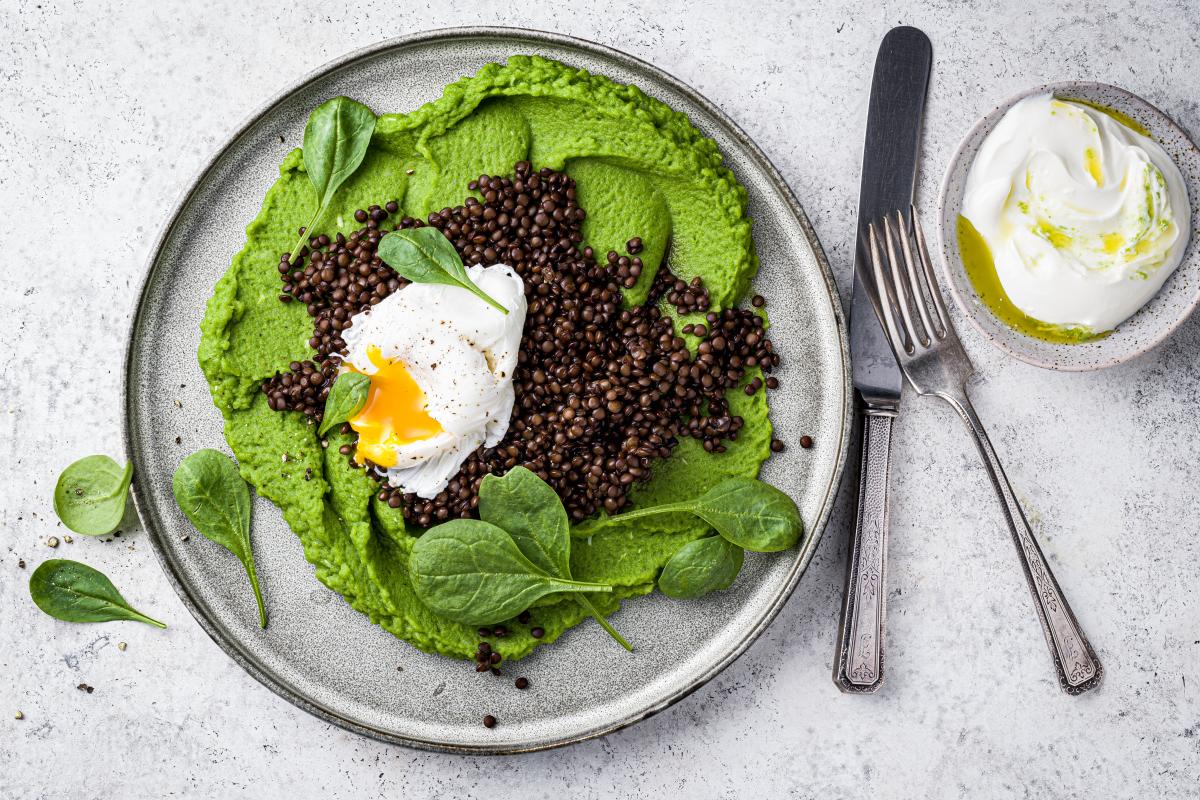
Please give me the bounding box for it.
[261,161,779,525]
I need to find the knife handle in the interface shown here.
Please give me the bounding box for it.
[834,407,894,693]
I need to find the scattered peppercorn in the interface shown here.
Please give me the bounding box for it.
[483,715,497,728]
[626,237,643,254]
[530,627,545,639]
[771,439,786,452]
[17,559,25,569]
[751,294,766,308]
[800,435,813,449]
[77,683,94,694]
[515,677,530,690]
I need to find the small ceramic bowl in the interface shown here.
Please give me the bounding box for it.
[937,81,1200,370]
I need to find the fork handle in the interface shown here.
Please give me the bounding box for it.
[834,407,893,693]
[944,390,1103,694]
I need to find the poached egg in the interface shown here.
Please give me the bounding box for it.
[339,264,526,499]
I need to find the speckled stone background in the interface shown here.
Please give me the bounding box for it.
[2,1,1197,797]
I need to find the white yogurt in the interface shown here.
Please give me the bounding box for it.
[961,94,1189,332]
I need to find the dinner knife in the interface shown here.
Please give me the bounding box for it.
[833,25,932,694]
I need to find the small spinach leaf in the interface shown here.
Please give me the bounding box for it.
[688,478,803,552]
[408,519,612,627]
[172,449,267,628]
[53,455,133,536]
[658,536,744,599]
[378,227,508,314]
[479,467,632,650]
[606,477,803,553]
[290,96,377,259]
[479,467,570,577]
[30,559,166,628]
[318,371,370,436]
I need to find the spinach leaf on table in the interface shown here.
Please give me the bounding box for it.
[53,455,133,536]
[605,477,803,553]
[29,559,166,628]
[658,536,744,599]
[318,371,370,436]
[290,96,377,259]
[479,467,632,650]
[408,518,613,627]
[378,227,508,314]
[172,449,267,628]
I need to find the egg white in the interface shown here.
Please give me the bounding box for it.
[339,264,527,499]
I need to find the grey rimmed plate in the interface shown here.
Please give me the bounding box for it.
[938,81,1200,371]
[123,28,850,754]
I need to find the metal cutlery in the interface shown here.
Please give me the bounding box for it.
[834,25,931,694]
[861,207,1103,694]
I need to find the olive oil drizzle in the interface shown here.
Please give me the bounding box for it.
[956,216,1105,344]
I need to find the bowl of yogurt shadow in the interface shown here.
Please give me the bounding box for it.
[938,81,1200,370]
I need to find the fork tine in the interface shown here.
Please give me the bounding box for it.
[867,221,910,354]
[881,214,922,349]
[910,205,950,337]
[894,210,935,346]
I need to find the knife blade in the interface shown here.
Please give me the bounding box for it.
[834,25,931,693]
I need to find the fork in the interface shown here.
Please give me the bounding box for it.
[863,206,1103,694]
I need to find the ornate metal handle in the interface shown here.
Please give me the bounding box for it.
[943,390,1103,694]
[834,408,893,693]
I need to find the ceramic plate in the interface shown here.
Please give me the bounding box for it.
[938,81,1200,371]
[123,28,850,753]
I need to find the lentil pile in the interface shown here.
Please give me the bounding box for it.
[262,161,779,526]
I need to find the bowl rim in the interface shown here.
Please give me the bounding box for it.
[936,80,1200,371]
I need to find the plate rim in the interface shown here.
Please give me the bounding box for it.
[122,25,852,754]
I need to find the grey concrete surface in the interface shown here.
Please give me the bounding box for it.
[1,1,1197,797]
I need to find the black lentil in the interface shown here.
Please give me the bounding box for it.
[262,162,780,524]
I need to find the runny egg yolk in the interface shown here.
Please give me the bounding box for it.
[346,345,443,468]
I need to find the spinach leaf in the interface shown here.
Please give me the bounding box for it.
[53,455,133,536]
[479,467,570,577]
[408,519,612,627]
[378,227,508,314]
[687,478,803,552]
[658,536,744,599]
[172,449,267,628]
[290,96,377,259]
[29,559,166,628]
[318,371,370,436]
[479,467,632,650]
[605,477,803,553]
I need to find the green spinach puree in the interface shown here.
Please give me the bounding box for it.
[198,56,771,661]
